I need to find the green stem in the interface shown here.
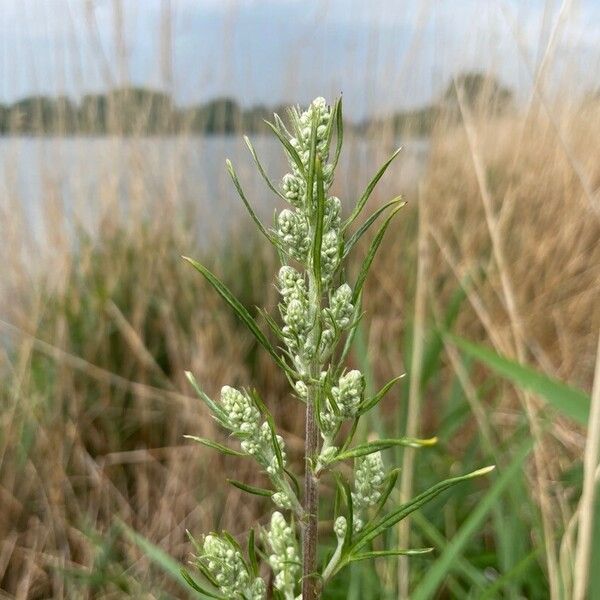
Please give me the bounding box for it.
[302,272,322,600]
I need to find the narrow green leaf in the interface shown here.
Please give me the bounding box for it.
[351,205,403,305]
[372,468,400,519]
[446,333,590,424]
[227,479,273,497]
[352,466,495,553]
[184,371,227,423]
[284,467,301,498]
[180,569,226,599]
[344,146,402,228]
[264,119,306,176]
[305,111,319,209]
[358,374,406,415]
[247,529,259,576]
[182,257,291,374]
[312,156,326,290]
[120,522,219,598]
[347,548,433,564]
[332,96,343,169]
[411,442,533,600]
[343,198,405,259]
[334,473,354,551]
[184,435,245,457]
[225,159,276,247]
[335,437,437,461]
[243,136,287,201]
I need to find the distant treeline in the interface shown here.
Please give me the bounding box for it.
[0,73,515,137]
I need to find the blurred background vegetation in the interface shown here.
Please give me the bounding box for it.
[0,1,598,598]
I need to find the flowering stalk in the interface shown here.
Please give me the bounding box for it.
[182,97,494,599]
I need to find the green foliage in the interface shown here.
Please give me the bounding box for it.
[178,97,494,599]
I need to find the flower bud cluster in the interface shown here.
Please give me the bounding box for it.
[351,452,386,532]
[265,512,300,599]
[199,534,266,599]
[219,386,293,507]
[290,97,332,176]
[319,283,354,356]
[332,370,365,417]
[278,266,312,360]
[278,99,334,272]
[319,369,365,439]
[220,385,261,434]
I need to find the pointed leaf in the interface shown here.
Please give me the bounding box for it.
[343,198,405,259]
[227,479,273,497]
[247,529,259,576]
[180,569,226,599]
[243,136,287,201]
[183,257,290,374]
[312,156,326,290]
[225,159,277,247]
[358,374,406,415]
[184,435,245,457]
[351,205,403,304]
[347,548,433,564]
[264,119,306,176]
[335,437,437,461]
[351,466,496,552]
[332,96,343,169]
[185,371,227,423]
[345,147,402,228]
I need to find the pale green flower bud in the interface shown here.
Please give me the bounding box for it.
[320,229,341,283]
[332,370,364,418]
[294,380,308,399]
[200,534,260,598]
[277,209,310,261]
[325,196,342,229]
[272,491,293,509]
[265,512,300,597]
[281,173,305,207]
[330,283,354,329]
[334,516,347,540]
[220,386,260,433]
[351,452,386,532]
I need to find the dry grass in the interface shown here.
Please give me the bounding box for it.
[0,4,599,592]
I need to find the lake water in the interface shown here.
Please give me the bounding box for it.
[0,135,429,254]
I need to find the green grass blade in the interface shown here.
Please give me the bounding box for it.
[446,333,590,424]
[410,440,533,600]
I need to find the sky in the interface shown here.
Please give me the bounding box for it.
[0,0,598,118]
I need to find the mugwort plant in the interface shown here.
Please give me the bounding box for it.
[182,97,493,599]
